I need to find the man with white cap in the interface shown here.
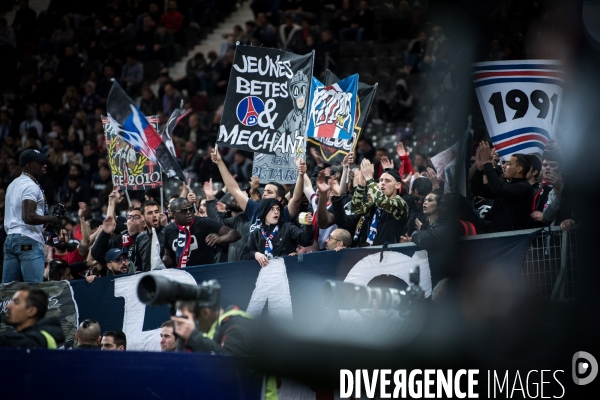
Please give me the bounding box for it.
[3,149,61,283]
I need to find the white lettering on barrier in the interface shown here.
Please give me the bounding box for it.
[339,251,432,321]
[246,258,293,319]
[114,269,197,351]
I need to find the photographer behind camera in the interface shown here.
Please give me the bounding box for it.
[3,150,62,283]
[138,275,254,355]
[171,300,254,355]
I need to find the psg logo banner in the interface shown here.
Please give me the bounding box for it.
[217,45,314,157]
[472,60,564,160]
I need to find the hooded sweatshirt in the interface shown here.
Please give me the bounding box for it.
[241,199,314,260]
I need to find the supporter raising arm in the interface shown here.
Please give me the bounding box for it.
[349,159,408,246]
[211,147,301,232]
[241,199,314,267]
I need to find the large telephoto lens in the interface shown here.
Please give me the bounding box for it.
[138,275,202,306]
[322,280,404,310]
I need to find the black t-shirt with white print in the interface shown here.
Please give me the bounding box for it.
[163,217,223,267]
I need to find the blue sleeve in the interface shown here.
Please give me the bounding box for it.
[244,199,259,219]
[283,207,292,223]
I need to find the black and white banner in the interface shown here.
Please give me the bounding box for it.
[472,60,563,160]
[217,45,314,157]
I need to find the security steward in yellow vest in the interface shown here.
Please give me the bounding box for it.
[0,287,65,349]
[173,303,278,399]
[172,303,254,355]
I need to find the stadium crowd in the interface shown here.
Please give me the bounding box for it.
[0,0,578,351]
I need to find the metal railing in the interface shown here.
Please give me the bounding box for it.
[520,226,579,300]
[388,226,580,301]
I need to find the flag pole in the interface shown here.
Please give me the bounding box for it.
[124,189,132,207]
[160,186,164,213]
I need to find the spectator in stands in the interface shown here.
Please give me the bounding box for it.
[349,161,408,246]
[378,78,415,122]
[56,45,82,86]
[401,189,444,246]
[97,65,116,105]
[162,197,241,268]
[135,14,156,62]
[0,17,17,59]
[211,147,306,234]
[160,1,184,35]
[74,319,101,350]
[355,137,376,163]
[101,248,131,275]
[325,228,351,251]
[147,2,162,26]
[339,0,375,43]
[382,0,412,40]
[91,194,145,273]
[403,177,433,235]
[185,53,209,96]
[135,200,167,272]
[105,16,132,63]
[278,15,301,51]
[541,157,570,227]
[81,81,100,119]
[0,111,12,145]
[329,0,354,37]
[91,164,112,203]
[314,29,339,75]
[160,320,177,352]
[213,49,234,95]
[179,141,201,171]
[420,26,450,72]
[220,25,244,56]
[526,154,542,190]
[140,86,161,116]
[50,203,90,264]
[12,1,37,47]
[162,83,183,115]
[88,18,109,61]
[153,23,175,67]
[60,176,91,212]
[101,330,127,351]
[230,150,253,183]
[19,105,43,138]
[531,151,562,225]
[471,142,534,232]
[121,55,144,96]
[242,198,314,266]
[253,12,278,48]
[47,259,73,281]
[204,180,249,262]
[0,287,64,348]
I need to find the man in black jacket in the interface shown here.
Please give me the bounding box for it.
[241,199,314,266]
[0,287,65,348]
[135,200,168,271]
[91,207,145,273]
[172,300,254,355]
[471,142,535,232]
